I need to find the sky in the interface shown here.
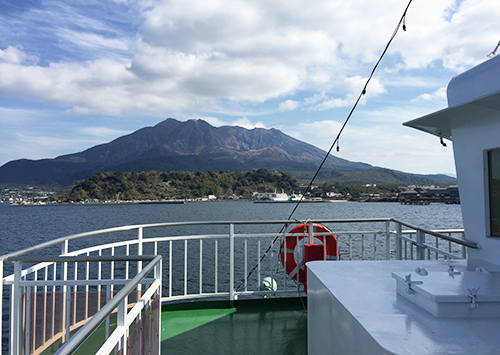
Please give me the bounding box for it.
[0,0,499,177]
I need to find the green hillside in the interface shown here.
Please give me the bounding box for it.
[63,169,298,201]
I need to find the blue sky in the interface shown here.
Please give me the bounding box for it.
[0,0,499,176]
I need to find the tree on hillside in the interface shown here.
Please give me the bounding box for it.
[62,169,298,201]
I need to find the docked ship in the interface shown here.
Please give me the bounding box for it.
[2,44,500,355]
[269,190,290,202]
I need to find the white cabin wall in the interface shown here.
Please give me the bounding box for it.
[452,112,500,264]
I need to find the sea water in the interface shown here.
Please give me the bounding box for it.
[0,201,462,256]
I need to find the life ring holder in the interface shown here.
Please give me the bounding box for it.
[280,222,338,283]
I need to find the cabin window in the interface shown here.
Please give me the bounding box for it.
[488,149,500,237]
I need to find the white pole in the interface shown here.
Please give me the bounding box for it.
[12,262,22,355]
[229,224,235,302]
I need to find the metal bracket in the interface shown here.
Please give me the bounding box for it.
[448,265,461,277]
[415,267,428,276]
[468,287,480,310]
[405,274,423,294]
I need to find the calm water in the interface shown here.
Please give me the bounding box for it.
[0,201,463,256]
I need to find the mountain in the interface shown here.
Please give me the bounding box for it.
[0,118,455,186]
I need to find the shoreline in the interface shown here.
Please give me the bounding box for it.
[7,198,460,207]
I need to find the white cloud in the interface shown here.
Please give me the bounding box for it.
[79,126,131,138]
[303,92,328,106]
[346,76,386,96]
[413,87,447,102]
[305,76,386,111]
[0,0,497,174]
[56,29,129,52]
[308,97,349,111]
[0,58,139,114]
[196,116,226,127]
[231,117,266,129]
[279,100,299,112]
[0,106,41,125]
[0,46,38,65]
[394,0,500,71]
[0,131,100,164]
[202,116,266,130]
[65,106,91,115]
[0,0,497,116]
[291,119,455,174]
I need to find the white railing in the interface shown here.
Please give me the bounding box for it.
[53,255,162,355]
[391,219,475,260]
[0,218,478,354]
[2,254,161,355]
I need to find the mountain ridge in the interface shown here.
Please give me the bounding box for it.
[0,118,455,186]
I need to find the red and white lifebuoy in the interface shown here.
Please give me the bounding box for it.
[280,223,337,283]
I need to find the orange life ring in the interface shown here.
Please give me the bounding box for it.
[280,223,338,283]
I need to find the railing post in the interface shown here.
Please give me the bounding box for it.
[462,231,467,259]
[169,240,172,297]
[157,259,162,298]
[184,239,187,296]
[61,241,69,342]
[257,240,261,289]
[117,296,127,354]
[385,221,391,260]
[138,227,143,270]
[138,227,143,257]
[156,260,162,354]
[0,260,3,355]
[138,228,143,292]
[12,261,22,355]
[244,239,248,292]
[105,286,111,340]
[395,222,402,260]
[199,240,203,294]
[229,224,235,302]
[361,234,365,260]
[25,286,31,354]
[416,230,426,260]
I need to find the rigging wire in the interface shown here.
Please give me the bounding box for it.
[235,0,414,291]
[488,41,500,58]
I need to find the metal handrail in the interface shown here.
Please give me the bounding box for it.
[0,218,392,261]
[54,255,162,355]
[6,254,158,263]
[391,218,478,249]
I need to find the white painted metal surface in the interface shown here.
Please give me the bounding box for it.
[404,55,500,265]
[307,260,500,355]
[447,54,500,107]
[392,268,500,318]
[307,51,500,355]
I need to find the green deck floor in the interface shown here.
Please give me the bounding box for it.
[160,298,307,355]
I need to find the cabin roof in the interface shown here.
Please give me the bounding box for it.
[404,55,500,140]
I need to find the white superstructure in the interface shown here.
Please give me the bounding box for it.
[308,55,500,354]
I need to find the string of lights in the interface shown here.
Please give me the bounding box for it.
[236,0,414,291]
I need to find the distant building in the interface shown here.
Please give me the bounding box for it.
[425,187,448,197]
[425,185,459,197]
[400,189,419,197]
[447,185,459,197]
[298,185,318,192]
[325,192,343,198]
